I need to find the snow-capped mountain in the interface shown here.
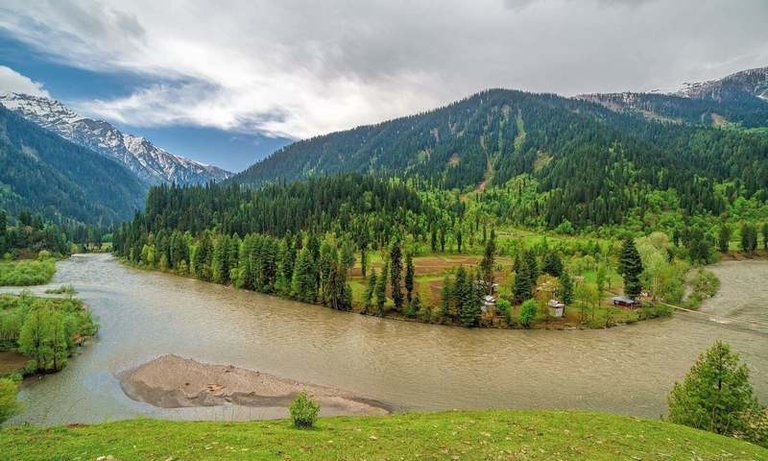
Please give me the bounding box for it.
[676,66,768,102]
[577,66,768,127]
[0,92,231,185]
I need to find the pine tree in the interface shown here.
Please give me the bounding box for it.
[363,269,377,314]
[542,252,563,277]
[618,238,643,299]
[389,240,404,312]
[741,223,758,255]
[718,224,731,253]
[479,230,496,294]
[405,252,415,305]
[291,247,317,303]
[667,341,762,440]
[439,275,454,322]
[513,253,531,303]
[762,222,768,251]
[459,270,481,327]
[559,271,574,305]
[375,262,388,316]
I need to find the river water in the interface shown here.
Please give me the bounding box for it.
[6,254,768,425]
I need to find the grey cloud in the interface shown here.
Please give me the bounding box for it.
[0,0,765,138]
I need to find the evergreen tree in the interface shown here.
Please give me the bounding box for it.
[525,250,539,287]
[763,222,768,251]
[740,223,758,255]
[718,224,732,253]
[456,227,463,253]
[513,253,532,303]
[363,269,377,314]
[667,341,762,441]
[375,262,388,316]
[404,252,415,305]
[618,238,643,299]
[479,230,496,294]
[439,275,454,322]
[559,271,574,305]
[389,240,404,312]
[542,252,563,277]
[459,270,481,327]
[291,247,317,303]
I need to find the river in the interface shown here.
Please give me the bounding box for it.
[6,254,768,425]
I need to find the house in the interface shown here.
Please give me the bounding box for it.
[481,294,496,313]
[612,296,639,308]
[547,299,565,317]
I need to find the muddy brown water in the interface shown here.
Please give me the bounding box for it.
[3,254,767,425]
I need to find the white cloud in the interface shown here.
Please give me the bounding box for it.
[0,65,50,97]
[0,0,766,139]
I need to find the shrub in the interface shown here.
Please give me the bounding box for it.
[519,299,537,328]
[0,377,20,424]
[289,391,320,428]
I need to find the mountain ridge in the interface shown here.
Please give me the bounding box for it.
[0,104,146,225]
[0,92,232,185]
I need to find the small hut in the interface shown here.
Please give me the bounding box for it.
[612,296,639,308]
[481,295,497,313]
[547,299,565,318]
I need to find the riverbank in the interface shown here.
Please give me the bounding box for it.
[10,254,767,425]
[119,355,390,416]
[2,409,765,460]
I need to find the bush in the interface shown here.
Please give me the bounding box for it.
[0,377,20,424]
[289,391,320,428]
[519,299,537,329]
[690,269,720,300]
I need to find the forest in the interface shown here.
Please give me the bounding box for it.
[113,172,767,329]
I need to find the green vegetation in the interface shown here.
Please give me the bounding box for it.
[44,284,77,295]
[668,341,767,447]
[289,391,320,428]
[0,376,20,424]
[0,258,55,286]
[114,174,730,329]
[1,410,765,460]
[0,293,96,374]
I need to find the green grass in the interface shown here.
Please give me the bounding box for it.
[0,259,56,286]
[1,410,764,460]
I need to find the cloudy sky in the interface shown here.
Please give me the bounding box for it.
[0,0,766,171]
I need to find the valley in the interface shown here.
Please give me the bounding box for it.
[6,254,766,426]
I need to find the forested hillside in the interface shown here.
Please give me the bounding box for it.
[234,89,768,228]
[0,105,146,226]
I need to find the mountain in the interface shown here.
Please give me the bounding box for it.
[579,66,768,127]
[233,86,768,227]
[0,92,232,185]
[0,104,146,225]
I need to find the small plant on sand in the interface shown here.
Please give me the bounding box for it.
[289,391,320,428]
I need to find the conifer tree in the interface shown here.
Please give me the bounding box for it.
[667,341,762,441]
[404,252,415,305]
[718,224,732,253]
[389,240,404,312]
[291,247,317,303]
[363,269,377,314]
[542,251,563,277]
[375,262,388,316]
[618,237,643,299]
[479,230,496,294]
[559,271,574,305]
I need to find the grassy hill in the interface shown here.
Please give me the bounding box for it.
[2,410,765,460]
